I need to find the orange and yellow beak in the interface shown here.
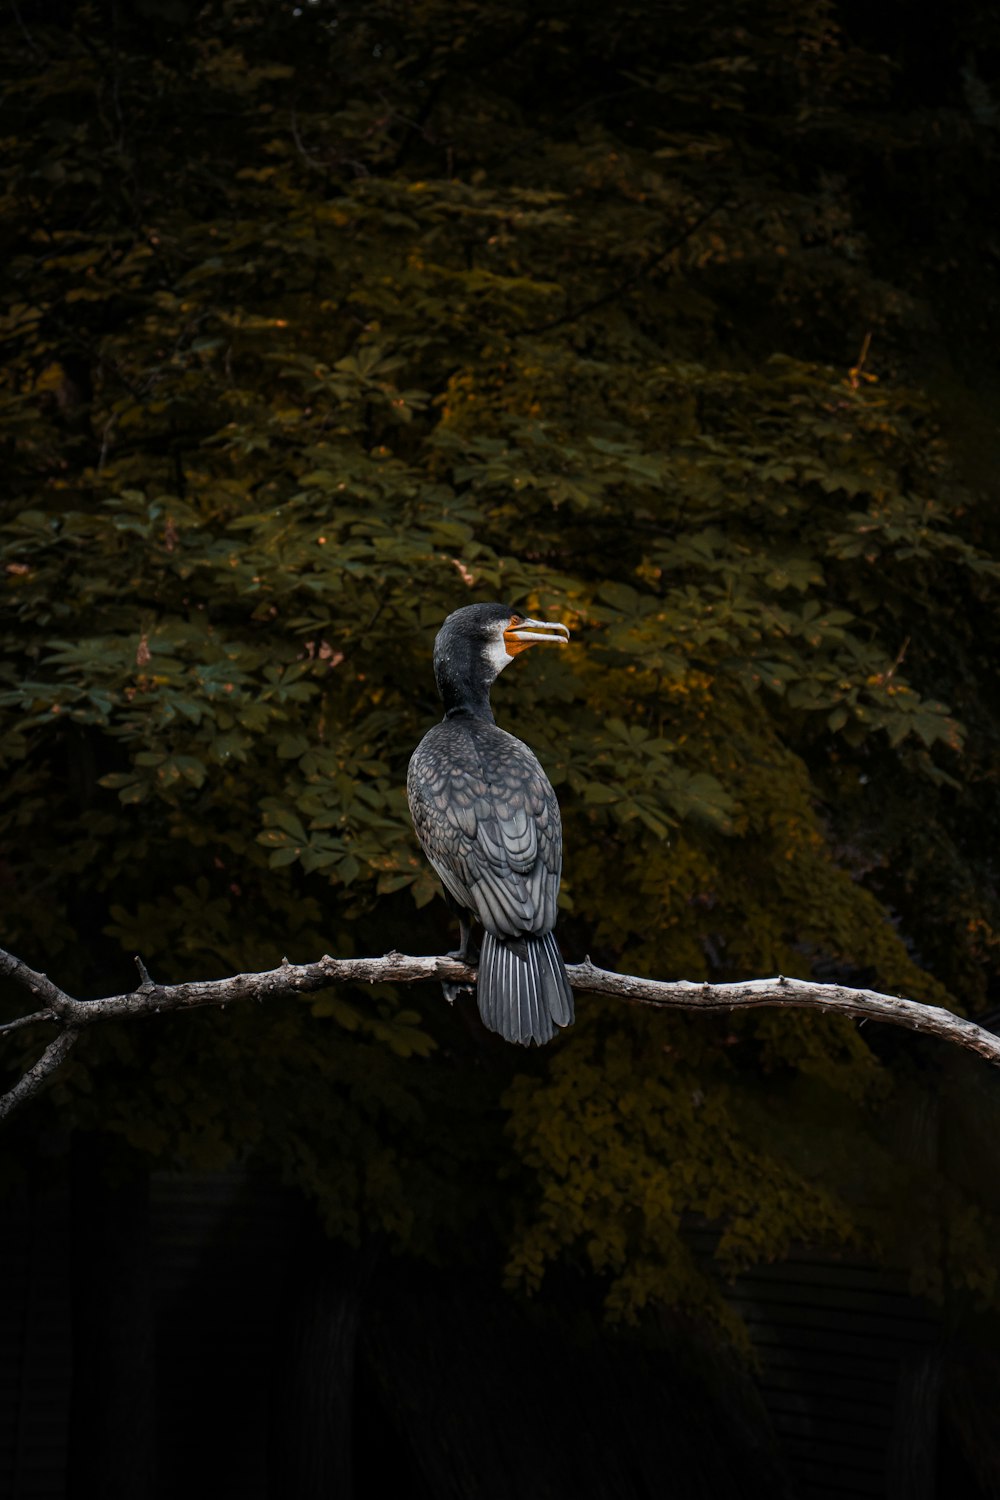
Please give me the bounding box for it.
[503,614,571,657]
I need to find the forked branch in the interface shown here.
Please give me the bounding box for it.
[2,944,998,1122]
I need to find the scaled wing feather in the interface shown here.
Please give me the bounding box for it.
[407,719,562,939]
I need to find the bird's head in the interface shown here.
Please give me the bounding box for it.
[432,602,570,714]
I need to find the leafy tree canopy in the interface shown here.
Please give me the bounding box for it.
[3,0,1000,1331]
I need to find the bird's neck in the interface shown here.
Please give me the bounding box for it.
[435,643,497,722]
[442,684,495,723]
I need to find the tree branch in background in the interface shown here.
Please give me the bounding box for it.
[516,197,730,337]
[2,944,998,1123]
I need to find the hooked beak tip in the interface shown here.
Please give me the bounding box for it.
[505,616,571,649]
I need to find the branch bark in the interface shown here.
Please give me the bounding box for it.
[2,944,998,1123]
[0,1028,80,1120]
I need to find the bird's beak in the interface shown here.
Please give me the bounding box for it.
[503,616,571,656]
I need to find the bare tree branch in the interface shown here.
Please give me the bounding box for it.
[0,948,75,1019]
[0,1029,80,1122]
[2,944,998,1123]
[572,962,1000,1066]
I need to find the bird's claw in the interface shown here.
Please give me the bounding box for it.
[446,945,480,967]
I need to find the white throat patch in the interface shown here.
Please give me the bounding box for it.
[484,629,514,676]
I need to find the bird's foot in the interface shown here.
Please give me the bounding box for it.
[447,943,480,968]
[442,928,477,1003]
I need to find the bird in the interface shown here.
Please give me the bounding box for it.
[407,602,575,1046]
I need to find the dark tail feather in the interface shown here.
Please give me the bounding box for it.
[478,932,575,1046]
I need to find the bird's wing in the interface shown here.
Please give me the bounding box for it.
[407,721,562,938]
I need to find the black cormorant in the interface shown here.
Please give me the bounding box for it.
[407,603,575,1046]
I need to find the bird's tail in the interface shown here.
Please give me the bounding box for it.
[477,931,574,1046]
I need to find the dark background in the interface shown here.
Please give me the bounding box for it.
[3,1,1000,1495]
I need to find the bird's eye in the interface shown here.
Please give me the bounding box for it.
[509,614,523,626]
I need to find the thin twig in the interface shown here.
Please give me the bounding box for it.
[9,0,46,56]
[290,109,327,174]
[0,1010,57,1038]
[517,197,730,337]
